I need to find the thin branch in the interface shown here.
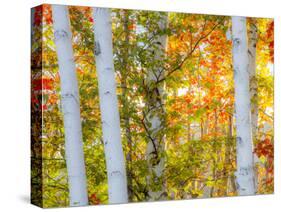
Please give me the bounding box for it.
[157,17,226,84]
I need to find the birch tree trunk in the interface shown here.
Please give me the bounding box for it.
[231,16,256,195]
[52,5,88,206]
[93,7,128,204]
[145,13,168,201]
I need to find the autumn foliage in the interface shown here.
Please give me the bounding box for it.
[31,5,274,207]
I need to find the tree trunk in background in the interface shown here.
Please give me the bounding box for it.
[231,16,256,195]
[31,8,34,47]
[121,10,134,202]
[200,118,204,139]
[52,5,88,206]
[203,118,209,136]
[248,19,259,189]
[224,115,237,195]
[248,18,258,143]
[187,118,191,142]
[145,13,168,201]
[202,115,211,198]
[93,8,128,204]
[210,110,218,197]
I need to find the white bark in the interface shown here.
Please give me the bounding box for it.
[93,8,128,204]
[52,5,88,206]
[145,13,168,201]
[231,16,256,195]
